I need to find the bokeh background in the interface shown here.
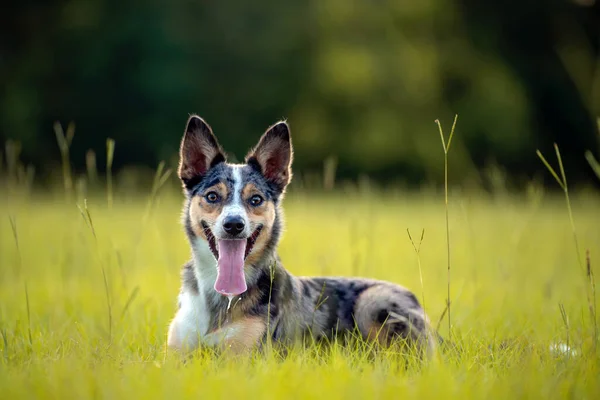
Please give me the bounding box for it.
[2,0,600,190]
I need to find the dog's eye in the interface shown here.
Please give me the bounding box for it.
[248,194,264,207]
[205,191,220,203]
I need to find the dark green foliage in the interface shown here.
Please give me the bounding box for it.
[1,0,599,187]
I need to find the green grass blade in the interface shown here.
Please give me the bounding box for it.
[66,122,75,147]
[120,286,140,320]
[434,119,447,152]
[536,150,565,190]
[106,138,116,209]
[446,114,459,151]
[53,122,66,152]
[554,143,568,190]
[585,150,600,180]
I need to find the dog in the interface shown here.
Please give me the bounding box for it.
[167,115,436,356]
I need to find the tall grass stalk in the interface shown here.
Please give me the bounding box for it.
[435,114,458,338]
[585,151,600,180]
[558,303,570,360]
[5,141,19,181]
[119,287,140,321]
[106,139,115,210]
[266,262,276,350]
[536,146,583,272]
[435,303,449,334]
[143,161,172,221]
[77,200,112,342]
[536,144,596,352]
[5,140,22,194]
[54,122,75,202]
[584,117,600,180]
[2,140,35,196]
[131,162,173,270]
[323,156,338,191]
[86,150,98,186]
[407,228,426,312]
[9,216,32,349]
[586,250,597,352]
[0,326,8,363]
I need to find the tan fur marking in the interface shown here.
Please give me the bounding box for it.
[353,285,399,345]
[167,320,180,348]
[241,183,256,200]
[366,322,389,346]
[213,317,266,354]
[245,208,276,265]
[243,185,275,219]
[354,285,435,355]
[241,182,277,265]
[189,183,229,237]
[231,295,258,319]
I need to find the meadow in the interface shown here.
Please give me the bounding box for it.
[0,178,599,398]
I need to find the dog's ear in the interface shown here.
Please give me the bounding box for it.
[246,121,293,191]
[178,115,226,186]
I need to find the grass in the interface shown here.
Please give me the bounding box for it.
[537,144,598,354]
[0,183,599,399]
[436,114,458,338]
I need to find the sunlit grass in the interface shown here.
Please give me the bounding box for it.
[0,187,599,399]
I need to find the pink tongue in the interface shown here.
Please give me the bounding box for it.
[214,239,248,296]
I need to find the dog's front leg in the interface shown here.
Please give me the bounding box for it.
[202,317,266,354]
[167,310,266,355]
[167,313,201,353]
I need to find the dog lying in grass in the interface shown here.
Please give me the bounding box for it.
[167,115,435,356]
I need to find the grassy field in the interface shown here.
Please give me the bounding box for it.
[0,184,599,399]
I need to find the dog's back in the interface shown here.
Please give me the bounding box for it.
[295,276,433,347]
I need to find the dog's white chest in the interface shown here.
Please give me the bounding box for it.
[169,289,212,350]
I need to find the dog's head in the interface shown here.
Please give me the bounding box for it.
[178,115,293,297]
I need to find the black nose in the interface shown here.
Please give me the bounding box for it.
[223,216,245,235]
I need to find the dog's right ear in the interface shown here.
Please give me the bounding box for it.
[178,115,226,187]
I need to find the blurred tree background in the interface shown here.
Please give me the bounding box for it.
[1,0,599,189]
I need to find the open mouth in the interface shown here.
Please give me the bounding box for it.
[201,221,263,297]
[200,221,263,260]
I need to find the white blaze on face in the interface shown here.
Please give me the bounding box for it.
[214,165,250,238]
[213,165,250,297]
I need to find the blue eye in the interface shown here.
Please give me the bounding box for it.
[249,194,264,207]
[205,191,220,203]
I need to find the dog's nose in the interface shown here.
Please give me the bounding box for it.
[223,216,245,235]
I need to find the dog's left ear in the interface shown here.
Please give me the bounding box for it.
[178,115,226,187]
[246,121,293,191]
